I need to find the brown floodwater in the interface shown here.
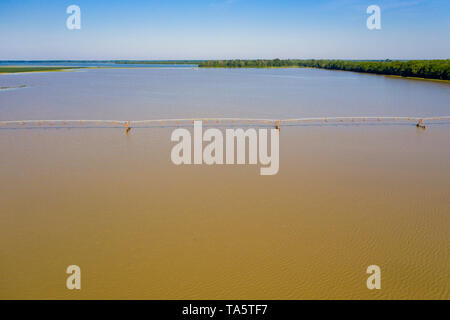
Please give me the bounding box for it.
[0,68,449,299]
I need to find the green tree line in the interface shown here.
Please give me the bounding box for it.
[0,66,81,74]
[198,59,450,80]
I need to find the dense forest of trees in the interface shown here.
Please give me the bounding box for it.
[198,59,450,80]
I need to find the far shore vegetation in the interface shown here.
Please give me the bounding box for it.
[1,60,449,81]
[0,66,81,74]
[198,59,450,81]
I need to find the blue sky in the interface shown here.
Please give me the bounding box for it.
[0,0,449,59]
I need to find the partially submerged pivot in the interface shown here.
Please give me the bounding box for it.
[416,119,426,129]
[125,121,131,134]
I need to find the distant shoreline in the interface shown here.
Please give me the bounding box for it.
[198,59,450,81]
[0,66,82,74]
[1,60,449,83]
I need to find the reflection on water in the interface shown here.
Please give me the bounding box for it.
[0,68,449,299]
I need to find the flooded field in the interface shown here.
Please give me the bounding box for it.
[0,68,449,299]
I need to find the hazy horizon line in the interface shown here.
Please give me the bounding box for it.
[1,58,449,62]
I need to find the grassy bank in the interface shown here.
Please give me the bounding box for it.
[0,66,81,74]
[198,59,450,81]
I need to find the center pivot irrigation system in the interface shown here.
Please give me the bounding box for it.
[2,116,450,132]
